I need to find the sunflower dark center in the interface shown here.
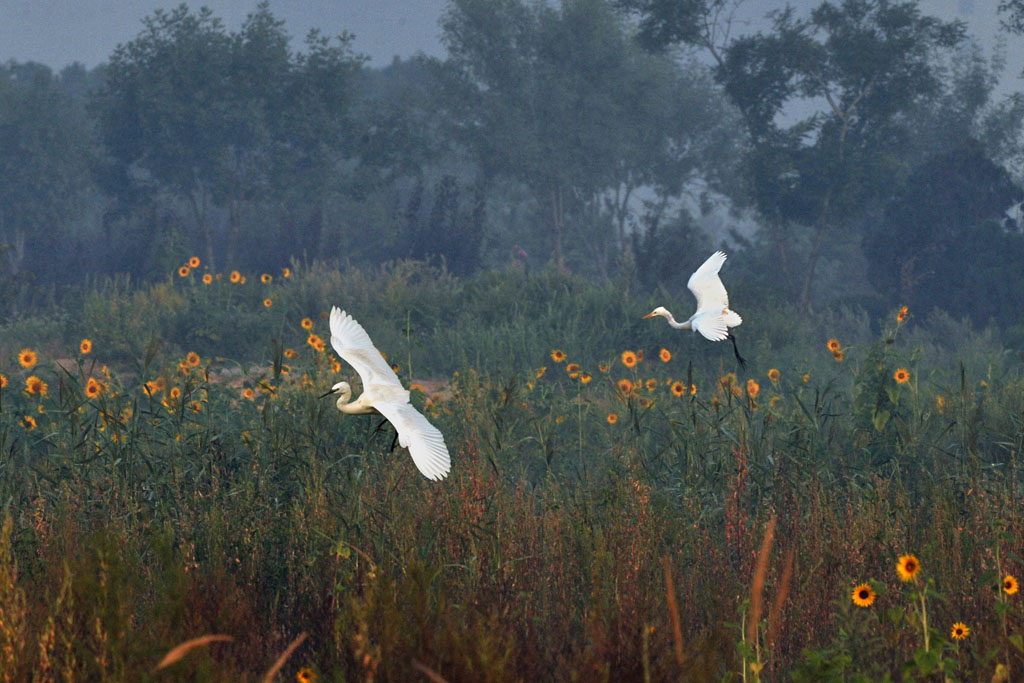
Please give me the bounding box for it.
[859,590,869,598]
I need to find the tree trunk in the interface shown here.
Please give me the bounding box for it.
[798,189,831,314]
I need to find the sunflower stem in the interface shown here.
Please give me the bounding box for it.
[919,589,929,653]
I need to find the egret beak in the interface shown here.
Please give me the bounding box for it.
[319,388,339,399]
[642,312,656,319]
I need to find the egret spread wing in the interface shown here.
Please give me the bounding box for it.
[687,251,730,314]
[374,402,451,481]
[329,307,401,388]
[691,311,730,342]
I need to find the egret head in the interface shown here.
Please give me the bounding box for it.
[642,306,669,320]
[320,381,351,398]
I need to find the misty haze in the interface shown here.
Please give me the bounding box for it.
[2,0,1024,679]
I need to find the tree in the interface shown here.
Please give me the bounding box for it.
[865,142,1023,324]
[92,3,365,269]
[0,62,94,288]
[439,0,733,272]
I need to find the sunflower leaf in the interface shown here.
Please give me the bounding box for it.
[872,409,890,433]
[978,569,999,586]
[1010,634,1023,652]
[887,606,904,626]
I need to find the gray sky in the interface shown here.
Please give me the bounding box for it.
[1,0,1022,92]
[1,0,448,69]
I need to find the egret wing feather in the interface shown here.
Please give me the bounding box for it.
[329,307,401,388]
[374,402,451,481]
[691,312,729,342]
[687,251,730,314]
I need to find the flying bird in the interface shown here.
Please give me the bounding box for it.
[642,251,746,369]
[323,306,451,481]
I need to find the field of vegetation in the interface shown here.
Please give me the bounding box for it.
[0,259,1022,681]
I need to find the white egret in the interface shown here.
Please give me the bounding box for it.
[323,306,451,481]
[642,251,747,368]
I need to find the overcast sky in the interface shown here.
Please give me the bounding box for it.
[1,0,1022,90]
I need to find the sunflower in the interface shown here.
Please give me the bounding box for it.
[282,267,292,278]
[935,395,946,414]
[390,363,401,373]
[18,349,38,369]
[598,362,610,374]
[536,366,547,378]
[188,256,200,268]
[243,387,256,400]
[0,374,7,389]
[893,368,910,384]
[802,373,810,383]
[80,339,92,355]
[827,339,841,353]
[85,377,103,399]
[746,379,760,398]
[178,265,190,277]
[689,383,697,395]
[261,273,272,284]
[189,401,202,414]
[621,350,638,368]
[897,305,908,323]
[25,376,48,397]
[308,334,325,352]
[296,668,317,683]
[896,554,921,582]
[21,415,37,431]
[719,372,737,390]
[767,368,780,383]
[607,413,618,424]
[186,352,201,367]
[950,622,969,640]
[580,373,592,384]
[851,583,876,607]
[659,348,671,363]
[169,387,182,400]
[566,363,581,375]
[263,298,273,308]
[769,396,781,409]
[550,349,566,363]
[832,349,844,362]
[202,273,213,285]
[229,270,241,283]
[617,378,633,394]
[1004,575,1019,595]
[301,317,314,331]
[671,381,685,397]
[331,360,342,373]
[240,275,247,284]
[284,348,297,359]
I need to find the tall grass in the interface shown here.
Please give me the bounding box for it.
[0,260,1022,680]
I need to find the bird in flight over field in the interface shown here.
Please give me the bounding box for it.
[642,251,747,369]
[323,306,451,480]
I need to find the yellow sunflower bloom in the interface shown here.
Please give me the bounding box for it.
[832,349,844,362]
[896,554,921,582]
[186,352,201,367]
[827,338,841,353]
[80,339,92,355]
[606,413,618,424]
[261,273,272,284]
[1004,575,1019,595]
[18,348,38,368]
[767,368,780,383]
[282,267,292,278]
[897,305,908,323]
[21,415,37,431]
[536,366,547,378]
[659,348,671,363]
[85,377,104,399]
[598,362,610,374]
[0,374,7,389]
[566,363,581,375]
[851,583,875,607]
[178,265,190,277]
[284,348,297,359]
[621,350,638,368]
[617,378,633,394]
[188,256,200,268]
[551,349,567,363]
[893,368,910,384]
[229,270,241,283]
[746,379,760,398]
[263,298,273,308]
[671,381,685,397]
[202,273,213,285]
[301,317,314,330]
[580,373,592,384]
[243,387,255,400]
[25,376,48,397]
[950,622,969,640]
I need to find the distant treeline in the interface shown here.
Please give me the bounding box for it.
[3,0,1024,333]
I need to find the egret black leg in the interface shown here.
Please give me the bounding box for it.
[728,332,747,370]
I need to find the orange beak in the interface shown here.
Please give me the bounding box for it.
[642,312,656,319]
